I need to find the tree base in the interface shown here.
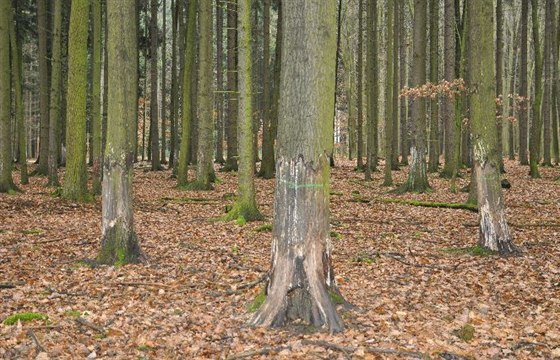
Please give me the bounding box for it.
[223,202,264,223]
[222,159,238,172]
[184,180,213,191]
[97,227,143,266]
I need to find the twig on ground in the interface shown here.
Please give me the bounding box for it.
[27,329,45,354]
[302,339,426,359]
[75,317,105,333]
[382,252,465,271]
[301,340,353,359]
[380,198,478,212]
[113,281,173,289]
[0,282,20,289]
[226,345,292,360]
[33,237,66,245]
[225,275,267,295]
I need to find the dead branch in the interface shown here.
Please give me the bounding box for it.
[382,252,465,271]
[380,198,478,212]
[27,329,45,354]
[75,317,105,333]
[113,281,173,288]
[301,340,353,359]
[302,339,426,359]
[226,345,292,360]
[225,275,267,295]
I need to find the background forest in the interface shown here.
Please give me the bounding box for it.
[0,0,559,359]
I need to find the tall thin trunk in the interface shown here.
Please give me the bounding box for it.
[177,0,197,187]
[495,0,504,171]
[258,0,274,178]
[469,0,516,255]
[92,0,103,194]
[250,0,343,333]
[552,0,560,164]
[150,0,161,170]
[441,0,456,178]
[364,0,378,180]
[428,0,439,173]
[226,0,262,221]
[98,0,143,265]
[62,0,90,201]
[518,0,529,165]
[383,0,394,186]
[400,0,430,193]
[529,0,543,178]
[542,0,553,167]
[399,0,408,165]
[169,0,177,166]
[1,0,16,192]
[47,0,63,187]
[160,0,167,164]
[390,0,399,171]
[36,0,50,175]
[356,0,364,169]
[224,0,239,171]
[215,0,225,164]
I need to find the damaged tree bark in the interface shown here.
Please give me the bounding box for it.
[250,0,343,333]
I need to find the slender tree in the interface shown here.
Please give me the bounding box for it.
[63,0,90,201]
[98,0,143,265]
[35,0,49,175]
[529,0,543,178]
[441,0,456,178]
[259,0,274,178]
[0,0,16,193]
[150,0,161,170]
[177,0,197,187]
[224,0,239,172]
[10,3,28,185]
[542,0,553,167]
[160,0,167,164]
[399,0,408,165]
[47,0,63,187]
[356,0,364,169]
[215,0,226,164]
[428,0,439,173]
[400,0,430,192]
[495,0,504,172]
[225,0,262,222]
[190,0,214,189]
[383,0,394,186]
[364,0,378,180]
[552,0,560,164]
[518,0,529,165]
[250,0,343,333]
[91,0,103,194]
[390,0,399,171]
[468,0,516,254]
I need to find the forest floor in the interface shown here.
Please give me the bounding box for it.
[0,159,559,359]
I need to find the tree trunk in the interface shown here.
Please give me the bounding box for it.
[62,0,90,201]
[552,0,560,164]
[356,0,364,169]
[190,0,214,189]
[250,0,343,333]
[259,0,274,178]
[215,0,225,164]
[47,0,63,187]
[390,0,399,171]
[91,0,103,194]
[400,0,430,193]
[177,0,197,187]
[468,0,516,255]
[518,0,529,165]
[441,0,456,178]
[224,0,239,172]
[150,0,161,170]
[225,0,262,221]
[160,0,167,165]
[364,0,378,180]
[399,0,408,165]
[98,0,143,266]
[36,0,50,175]
[10,4,28,186]
[383,0,394,186]
[0,0,16,192]
[529,0,543,178]
[495,0,504,172]
[428,0,439,173]
[542,0,553,167]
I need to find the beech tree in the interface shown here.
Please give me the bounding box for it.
[35,0,49,176]
[62,0,90,202]
[251,0,344,333]
[469,0,516,254]
[98,0,143,265]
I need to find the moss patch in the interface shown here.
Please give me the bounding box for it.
[3,312,48,325]
[328,289,345,305]
[440,245,496,257]
[380,198,478,212]
[455,324,475,342]
[21,229,43,235]
[248,289,266,312]
[330,230,342,240]
[352,251,377,264]
[255,223,273,232]
[64,310,82,318]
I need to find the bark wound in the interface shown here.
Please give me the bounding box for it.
[251,155,343,333]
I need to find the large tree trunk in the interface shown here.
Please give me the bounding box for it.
[225,0,262,221]
[91,0,103,194]
[98,0,143,266]
[0,0,16,192]
[529,0,543,178]
[36,0,50,175]
[428,0,439,173]
[469,0,516,255]
[150,0,161,171]
[224,0,239,172]
[177,0,196,187]
[10,4,28,186]
[258,0,274,178]
[47,0,63,187]
[518,0,529,165]
[62,0,90,201]
[364,0,378,181]
[400,0,430,193]
[250,0,343,333]
[441,0,456,178]
[191,0,214,189]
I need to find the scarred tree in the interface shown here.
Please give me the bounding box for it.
[250,0,344,333]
